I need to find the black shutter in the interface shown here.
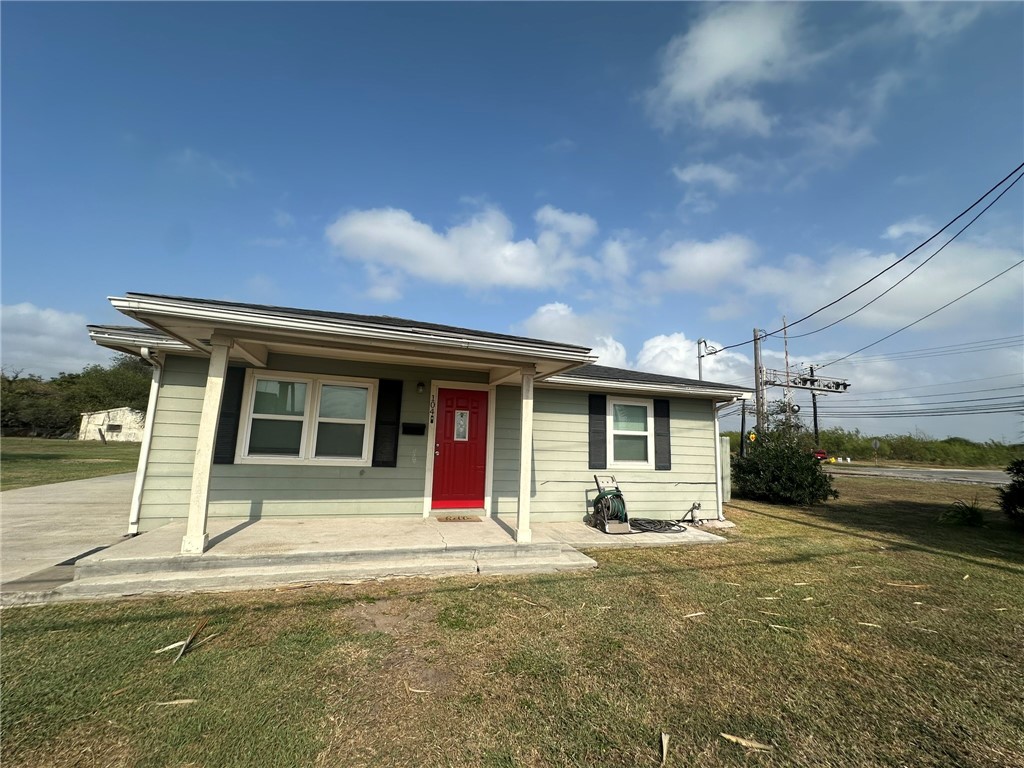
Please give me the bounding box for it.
[588,394,607,470]
[213,366,246,464]
[372,379,403,467]
[653,398,671,471]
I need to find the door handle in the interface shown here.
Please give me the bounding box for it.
[435,443,440,456]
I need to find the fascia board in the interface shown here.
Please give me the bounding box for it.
[541,374,754,401]
[88,326,192,353]
[111,296,596,364]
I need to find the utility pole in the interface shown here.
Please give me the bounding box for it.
[782,316,792,423]
[697,338,705,381]
[739,401,747,457]
[753,328,765,429]
[810,365,820,446]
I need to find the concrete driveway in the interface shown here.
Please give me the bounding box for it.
[1,473,134,585]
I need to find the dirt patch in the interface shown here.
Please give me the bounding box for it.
[345,597,438,636]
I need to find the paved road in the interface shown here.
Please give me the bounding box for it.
[1,473,134,585]
[829,465,1008,486]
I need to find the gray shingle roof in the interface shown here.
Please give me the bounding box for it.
[563,364,751,392]
[125,293,591,353]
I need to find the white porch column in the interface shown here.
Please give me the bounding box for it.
[516,366,535,544]
[181,338,231,554]
[127,349,162,535]
[713,401,725,521]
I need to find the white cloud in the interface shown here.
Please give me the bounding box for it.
[635,332,752,385]
[325,204,595,297]
[598,239,632,278]
[517,303,626,367]
[672,163,739,192]
[882,216,934,241]
[1,304,112,378]
[742,241,1023,331]
[894,3,984,40]
[534,205,598,247]
[273,209,295,228]
[642,234,758,293]
[170,148,252,188]
[645,4,807,135]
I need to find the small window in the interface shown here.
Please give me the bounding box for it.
[240,372,376,464]
[105,423,122,434]
[608,397,654,467]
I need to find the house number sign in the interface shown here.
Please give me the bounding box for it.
[429,395,436,425]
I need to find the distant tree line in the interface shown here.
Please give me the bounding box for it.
[1,355,152,438]
[725,425,1021,468]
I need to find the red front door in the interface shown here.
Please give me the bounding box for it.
[431,388,488,509]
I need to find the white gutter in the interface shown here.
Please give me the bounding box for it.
[713,397,739,521]
[544,375,753,400]
[110,295,596,364]
[127,348,162,535]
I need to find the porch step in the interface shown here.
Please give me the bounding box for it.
[73,541,566,580]
[23,545,597,602]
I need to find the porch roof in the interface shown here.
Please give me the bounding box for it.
[100,292,597,378]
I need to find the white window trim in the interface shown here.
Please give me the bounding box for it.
[607,396,655,469]
[236,369,378,466]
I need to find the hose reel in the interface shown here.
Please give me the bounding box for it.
[590,475,694,535]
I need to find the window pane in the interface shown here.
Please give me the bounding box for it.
[613,404,648,432]
[319,385,368,420]
[315,422,365,458]
[249,418,303,456]
[253,380,307,416]
[614,434,648,462]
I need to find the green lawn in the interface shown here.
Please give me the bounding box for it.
[2,477,1022,767]
[0,437,141,491]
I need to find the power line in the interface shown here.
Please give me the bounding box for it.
[786,170,1024,340]
[710,160,1024,354]
[815,409,1024,421]
[834,385,1024,404]
[832,338,1023,365]
[851,372,1023,397]
[821,394,1022,411]
[816,259,1024,370]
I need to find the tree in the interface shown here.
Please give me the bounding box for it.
[732,402,838,506]
[998,458,1024,529]
[0,355,151,437]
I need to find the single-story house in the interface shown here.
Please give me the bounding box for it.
[79,406,146,442]
[88,293,752,555]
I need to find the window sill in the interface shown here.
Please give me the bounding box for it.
[236,455,372,467]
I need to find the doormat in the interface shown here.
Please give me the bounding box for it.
[436,515,482,523]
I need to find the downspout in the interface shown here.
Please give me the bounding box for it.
[127,348,162,535]
[713,397,739,522]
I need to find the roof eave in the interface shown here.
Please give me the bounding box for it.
[542,374,753,400]
[110,294,596,366]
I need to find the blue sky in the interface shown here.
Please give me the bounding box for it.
[3,2,1022,441]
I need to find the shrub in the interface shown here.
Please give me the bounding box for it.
[938,496,985,527]
[732,417,838,506]
[998,458,1024,529]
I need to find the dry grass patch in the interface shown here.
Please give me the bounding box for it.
[2,476,1022,767]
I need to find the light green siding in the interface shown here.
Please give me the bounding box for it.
[139,354,723,531]
[137,352,486,532]
[493,386,720,522]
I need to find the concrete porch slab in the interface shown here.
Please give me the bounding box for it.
[1,515,727,605]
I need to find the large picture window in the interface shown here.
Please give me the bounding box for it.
[607,397,654,467]
[239,371,376,464]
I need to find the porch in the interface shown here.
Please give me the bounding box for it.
[50,516,726,601]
